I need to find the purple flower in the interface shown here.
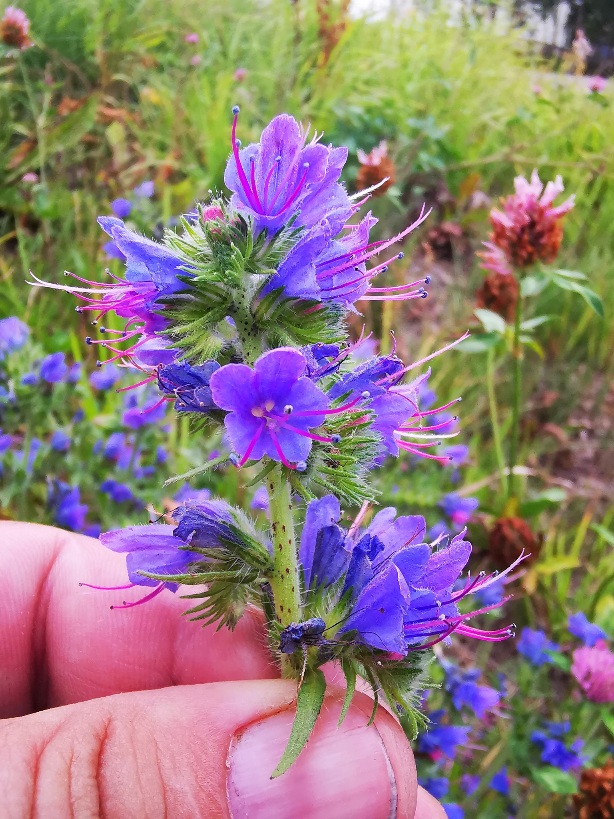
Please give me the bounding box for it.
[490,767,509,796]
[209,348,331,469]
[417,710,471,758]
[173,484,212,505]
[122,388,168,428]
[443,806,464,819]
[225,110,353,236]
[440,494,478,527]
[133,180,155,198]
[67,362,81,383]
[419,777,449,800]
[89,364,121,390]
[0,316,29,359]
[184,32,199,43]
[443,664,500,718]
[568,612,607,647]
[516,627,559,666]
[49,481,88,532]
[20,372,37,386]
[298,497,519,655]
[100,479,135,504]
[111,198,132,219]
[40,352,68,383]
[531,729,586,771]
[250,486,269,512]
[475,577,505,607]
[461,774,480,796]
[157,360,221,412]
[50,430,71,452]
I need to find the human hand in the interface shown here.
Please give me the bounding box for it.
[0,522,446,818]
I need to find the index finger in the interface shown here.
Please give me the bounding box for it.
[0,522,277,717]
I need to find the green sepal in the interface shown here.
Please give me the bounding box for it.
[271,668,327,778]
[163,455,227,487]
[338,659,357,727]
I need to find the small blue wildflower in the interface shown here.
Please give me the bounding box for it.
[0,433,12,454]
[461,774,480,796]
[133,180,154,198]
[40,352,68,383]
[111,198,132,218]
[439,494,478,527]
[101,479,135,504]
[490,767,509,796]
[209,348,331,470]
[173,484,212,505]
[172,501,238,548]
[156,446,167,464]
[417,710,470,759]
[103,432,126,460]
[442,444,469,467]
[67,362,81,383]
[475,577,506,607]
[428,520,449,541]
[531,727,587,771]
[20,372,37,386]
[49,481,88,532]
[516,627,559,666]
[443,664,500,718]
[89,364,121,390]
[0,316,29,360]
[568,612,607,647]
[443,805,464,819]
[14,438,42,473]
[250,486,269,512]
[50,430,71,452]
[419,777,449,800]
[122,390,167,428]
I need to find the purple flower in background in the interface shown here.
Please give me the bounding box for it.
[490,768,509,796]
[475,577,505,607]
[516,627,559,666]
[209,348,332,469]
[443,806,464,819]
[100,479,135,504]
[184,32,199,43]
[90,363,121,390]
[571,642,614,703]
[440,494,478,527]
[21,372,37,386]
[0,316,29,359]
[122,388,168,428]
[461,774,480,796]
[417,710,471,759]
[173,484,212,506]
[531,728,587,771]
[568,612,607,647]
[133,180,155,198]
[443,664,500,718]
[67,362,81,383]
[49,481,88,532]
[225,109,353,236]
[111,198,132,219]
[250,485,269,512]
[50,430,71,452]
[419,777,449,800]
[40,352,68,383]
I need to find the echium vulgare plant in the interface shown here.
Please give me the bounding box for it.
[33,108,523,776]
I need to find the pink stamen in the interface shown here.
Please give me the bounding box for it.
[116,376,156,393]
[249,157,264,211]
[368,278,429,293]
[111,583,166,609]
[231,111,258,210]
[348,500,370,538]
[378,333,470,384]
[359,292,426,302]
[237,421,266,467]
[274,165,310,216]
[79,581,135,591]
[263,159,280,207]
[268,428,295,469]
[270,417,335,443]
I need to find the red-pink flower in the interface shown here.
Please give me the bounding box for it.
[571,641,614,703]
[483,170,575,272]
[1,6,31,49]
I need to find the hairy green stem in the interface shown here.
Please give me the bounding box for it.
[508,295,523,498]
[486,347,506,495]
[266,463,301,678]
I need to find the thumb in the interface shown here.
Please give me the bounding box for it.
[0,680,419,819]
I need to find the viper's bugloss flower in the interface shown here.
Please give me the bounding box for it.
[111,198,132,219]
[48,481,88,532]
[568,612,607,647]
[298,496,520,655]
[89,363,121,390]
[40,352,69,383]
[531,726,587,771]
[133,180,155,198]
[442,663,500,718]
[490,767,510,796]
[225,111,353,236]
[419,777,449,800]
[1,6,31,49]
[157,360,220,412]
[516,627,559,666]
[122,387,168,428]
[461,775,480,796]
[0,316,29,359]
[210,348,333,469]
[50,429,71,452]
[483,170,574,272]
[442,804,464,819]
[571,641,614,703]
[100,479,136,504]
[417,710,471,759]
[440,494,478,527]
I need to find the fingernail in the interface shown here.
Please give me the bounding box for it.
[227,699,397,819]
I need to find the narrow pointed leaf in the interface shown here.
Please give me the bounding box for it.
[271,668,327,778]
[338,659,357,727]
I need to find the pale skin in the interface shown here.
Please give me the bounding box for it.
[0,522,446,818]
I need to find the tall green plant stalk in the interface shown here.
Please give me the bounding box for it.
[266,464,301,677]
[486,347,506,494]
[508,295,523,498]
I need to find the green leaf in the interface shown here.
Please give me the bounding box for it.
[519,488,567,517]
[339,660,357,726]
[163,456,227,486]
[532,767,578,795]
[458,333,500,353]
[590,523,614,547]
[546,651,571,672]
[520,315,551,331]
[521,274,548,297]
[601,706,614,738]
[271,668,327,778]
[552,268,587,281]
[548,275,604,318]
[474,308,506,334]
[536,556,580,575]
